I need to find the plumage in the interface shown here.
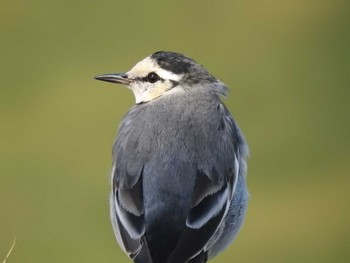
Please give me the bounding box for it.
[95,51,248,263]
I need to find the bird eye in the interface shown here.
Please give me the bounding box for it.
[147,72,160,83]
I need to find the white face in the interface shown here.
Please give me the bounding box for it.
[126,57,183,104]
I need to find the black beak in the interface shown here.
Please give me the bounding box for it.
[94,73,131,85]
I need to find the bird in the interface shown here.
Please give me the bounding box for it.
[95,51,249,263]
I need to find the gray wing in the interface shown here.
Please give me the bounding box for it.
[110,107,152,262]
[167,103,244,262]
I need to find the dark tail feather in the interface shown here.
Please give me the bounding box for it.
[188,252,207,263]
[167,206,226,263]
[133,238,152,263]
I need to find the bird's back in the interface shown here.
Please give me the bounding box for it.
[111,89,246,263]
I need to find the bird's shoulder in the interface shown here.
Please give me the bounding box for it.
[114,92,246,184]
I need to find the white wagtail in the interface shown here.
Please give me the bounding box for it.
[95,51,248,263]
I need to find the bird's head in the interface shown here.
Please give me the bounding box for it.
[95,51,226,104]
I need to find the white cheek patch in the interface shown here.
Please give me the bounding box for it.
[129,82,151,103]
[126,56,183,103]
[130,81,172,104]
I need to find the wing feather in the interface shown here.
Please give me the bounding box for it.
[167,102,241,262]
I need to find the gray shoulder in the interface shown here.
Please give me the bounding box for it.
[193,99,248,183]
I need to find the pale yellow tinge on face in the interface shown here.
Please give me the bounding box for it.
[137,84,169,103]
[126,57,183,103]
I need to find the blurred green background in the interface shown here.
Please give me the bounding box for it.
[1,0,349,262]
